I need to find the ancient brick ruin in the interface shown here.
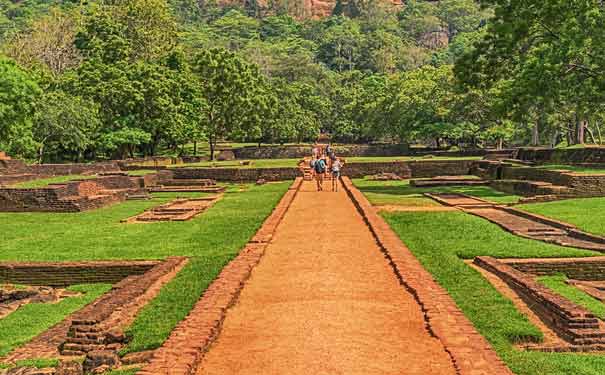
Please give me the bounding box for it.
[475,256,605,351]
[150,171,226,193]
[471,160,605,200]
[2,258,188,361]
[0,173,151,212]
[123,195,222,223]
[425,192,605,251]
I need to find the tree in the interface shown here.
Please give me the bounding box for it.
[33,91,100,162]
[3,8,82,77]
[75,0,177,64]
[0,56,41,157]
[192,48,273,160]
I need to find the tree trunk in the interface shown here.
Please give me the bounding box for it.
[209,136,216,161]
[550,130,559,148]
[497,137,503,150]
[576,116,585,145]
[193,141,197,156]
[531,122,539,146]
[586,123,597,145]
[596,122,603,145]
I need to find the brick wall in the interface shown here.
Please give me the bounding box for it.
[0,175,147,212]
[118,157,182,170]
[169,160,475,182]
[0,159,120,182]
[503,257,605,281]
[0,260,160,287]
[516,147,605,164]
[474,256,604,346]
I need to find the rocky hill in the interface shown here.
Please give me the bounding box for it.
[218,0,404,19]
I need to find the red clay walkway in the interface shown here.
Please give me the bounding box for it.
[197,180,456,374]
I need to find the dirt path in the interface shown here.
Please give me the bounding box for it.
[197,180,456,375]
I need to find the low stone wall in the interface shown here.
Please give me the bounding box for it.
[516,147,605,164]
[0,159,121,186]
[503,257,605,281]
[169,160,475,182]
[0,260,159,287]
[0,174,148,212]
[474,256,604,346]
[472,160,605,196]
[118,157,182,170]
[171,167,301,182]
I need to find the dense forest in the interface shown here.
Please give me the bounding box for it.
[0,0,603,162]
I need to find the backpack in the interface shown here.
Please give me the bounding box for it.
[314,159,325,173]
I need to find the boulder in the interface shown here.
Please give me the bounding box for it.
[368,172,402,181]
[83,350,120,374]
[55,361,83,375]
[121,350,155,365]
[217,150,235,161]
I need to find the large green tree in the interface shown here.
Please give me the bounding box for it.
[192,48,273,159]
[0,56,40,156]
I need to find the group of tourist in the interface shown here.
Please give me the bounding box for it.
[310,143,344,192]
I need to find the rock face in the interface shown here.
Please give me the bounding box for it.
[217,0,403,19]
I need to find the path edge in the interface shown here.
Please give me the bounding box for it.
[137,178,303,375]
[341,177,514,375]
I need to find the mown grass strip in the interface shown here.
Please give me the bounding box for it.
[0,283,111,357]
[353,177,520,206]
[519,197,605,237]
[537,275,605,318]
[381,209,605,375]
[11,175,98,188]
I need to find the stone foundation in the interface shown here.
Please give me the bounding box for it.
[0,260,160,287]
[167,160,475,182]
[475,256,605,349]
[4,257,188,361]
[0,174,149,212]
[471,160,605,197]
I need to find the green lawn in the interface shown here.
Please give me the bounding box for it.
[0,182,290,355]
[535,164,605,175]
[379,209,605,374]
[170,156,481,169]
[9,170,157,188]
[537,275,605,318]
[519,197,605,236]
[353,177,521,206]
[11,175,99,188]
[0,284,111,357]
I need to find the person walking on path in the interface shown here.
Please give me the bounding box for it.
[314,157,326,191]
[331,158,343,192]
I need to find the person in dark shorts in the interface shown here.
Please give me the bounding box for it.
[331,158,343,192]
[314,157,326,191]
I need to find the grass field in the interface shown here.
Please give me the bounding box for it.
[353,177,521,206]
[535,164,605,174]
[11,175,99,188]
[519,197,605,236]
[379,209,605,375]
[0,182,290,355]
[10,170,158,188]
[537,275,605,318]
[353,175,605,374]
[0,283,111,357]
